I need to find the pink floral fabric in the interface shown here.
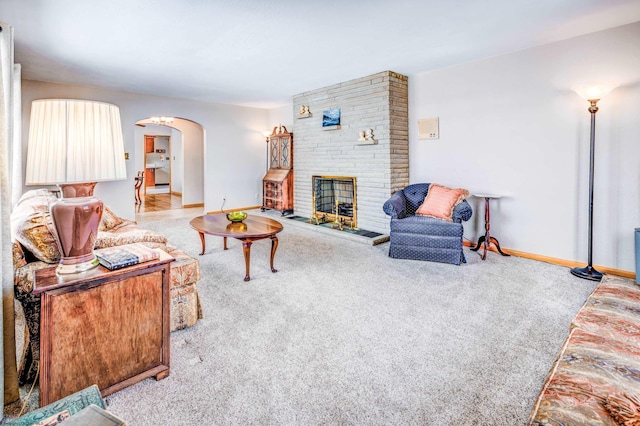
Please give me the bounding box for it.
[166,247,202,331]
[10,190,60,263]
[529,276,640,425]
[95,225,167,250]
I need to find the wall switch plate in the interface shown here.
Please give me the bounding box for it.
[418,117,439,140]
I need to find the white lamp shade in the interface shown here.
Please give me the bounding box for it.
[26,99,127,185]
[573,84,616,101]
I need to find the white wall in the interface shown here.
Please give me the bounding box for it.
[409,22,640,273]
[268,104,293,131]
[170,128,183,194]
[21,80,269,219]
[178,120,204,207]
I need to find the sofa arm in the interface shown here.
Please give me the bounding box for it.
[452,200,473,223]
[383,190,407,219]
[95,226,167,251]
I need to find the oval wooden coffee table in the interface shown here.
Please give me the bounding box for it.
[189,214,283,281]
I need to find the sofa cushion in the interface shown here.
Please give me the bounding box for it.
[416,184,469,222]
[529,327,640,425]
[529,276,640,425]
[95,224,167,251]
[99,206,125,232]
[10,190,61,264]
[165,246,202,331]
[14,260,49,296]
[12,241,27,269]
[604,393,640,426]
[166,246,201,288]
[571,278,640,337]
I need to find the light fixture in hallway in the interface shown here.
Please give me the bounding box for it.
[150,116,174,125]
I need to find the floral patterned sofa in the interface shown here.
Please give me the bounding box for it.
[528,275,640,425]
[11,189,202,385]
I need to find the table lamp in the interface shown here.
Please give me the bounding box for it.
[25,99,127,274]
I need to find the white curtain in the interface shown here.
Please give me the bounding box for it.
[0,22,21,410]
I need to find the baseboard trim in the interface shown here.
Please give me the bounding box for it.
[206,205,262,215]
[462,241,635,280]
[171,191,182,196]
[183,203,204,208]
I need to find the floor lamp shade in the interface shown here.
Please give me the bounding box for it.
[25,99,127,274]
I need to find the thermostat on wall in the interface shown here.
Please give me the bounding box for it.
[418,117,439,140]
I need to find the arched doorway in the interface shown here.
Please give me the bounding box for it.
[134,117,205,216]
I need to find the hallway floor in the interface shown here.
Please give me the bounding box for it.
[135,193,204,225]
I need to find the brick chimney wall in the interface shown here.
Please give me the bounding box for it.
[292,71,408,233]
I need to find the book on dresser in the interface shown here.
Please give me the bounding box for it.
[95,243,160,270]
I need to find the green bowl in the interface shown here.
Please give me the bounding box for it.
[226,211,247,223]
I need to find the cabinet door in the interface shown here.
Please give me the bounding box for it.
[145,136,155,153]
[146,168,155,187]
[270,138,280,169]
[279,137,291,169]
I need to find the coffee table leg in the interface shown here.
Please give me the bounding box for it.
[197,232,206,256]
[223,237,228,250]
[270,236,279,273]
[242,241,252,282]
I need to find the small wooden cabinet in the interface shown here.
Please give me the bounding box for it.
[262,125,293,215]
[34,251,174,406]
[144,135,156,189]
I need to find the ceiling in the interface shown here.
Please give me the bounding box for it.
[3,0,640,108]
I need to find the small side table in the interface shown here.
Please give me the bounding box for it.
[470,194,510,260]
[34,251,173,406]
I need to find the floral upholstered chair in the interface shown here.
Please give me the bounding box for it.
[382,183,472,265]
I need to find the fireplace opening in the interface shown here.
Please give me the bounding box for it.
[311,176,356,229]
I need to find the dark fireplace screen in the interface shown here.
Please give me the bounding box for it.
[311,176,357,229]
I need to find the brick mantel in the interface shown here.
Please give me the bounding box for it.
[293,71,408,233]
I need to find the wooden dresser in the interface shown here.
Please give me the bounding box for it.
[262,125,293,215]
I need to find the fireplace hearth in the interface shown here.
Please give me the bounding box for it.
[310,176,356,229]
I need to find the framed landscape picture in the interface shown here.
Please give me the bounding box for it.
[322,108,340,129]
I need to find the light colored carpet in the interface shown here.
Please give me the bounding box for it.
[14,213,601,425]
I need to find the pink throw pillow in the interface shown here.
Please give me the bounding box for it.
[416,184,469,222]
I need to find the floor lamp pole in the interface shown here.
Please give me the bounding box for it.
[571,98,603,281]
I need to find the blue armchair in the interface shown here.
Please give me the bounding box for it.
[382,183,473,265]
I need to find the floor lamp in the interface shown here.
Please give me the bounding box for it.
[570,85,615,281]
[263,130,272,173]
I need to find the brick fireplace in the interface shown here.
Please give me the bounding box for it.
[293,71,408,234]
[311,176,357,229]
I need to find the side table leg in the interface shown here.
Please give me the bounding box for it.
[471,236,485,252]
[242,241,252,282]
[270,236,279,273]
[489,237,511,256]
[197,232,206,256]
[482,235,489,260]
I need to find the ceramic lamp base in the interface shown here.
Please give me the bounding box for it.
[56,257,100,275]
[51,183,103,275]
